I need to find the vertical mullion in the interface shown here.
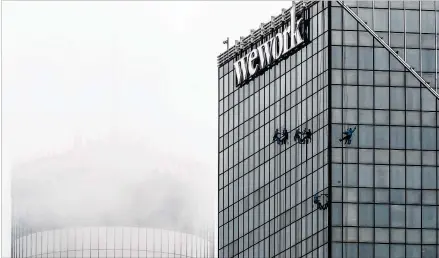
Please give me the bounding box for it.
[420,1,423,75]
[419,0,424,250]
[327,2,333,258]
[386,3,391,258]
[436,0,438,92]
[371,3,376,258]
[356,4,362,256]
[341,5,345,258]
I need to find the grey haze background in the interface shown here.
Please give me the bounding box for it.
[2,1,290,256]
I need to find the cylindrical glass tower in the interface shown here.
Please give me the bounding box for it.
[11,140,215,258]
[11,226,214,258]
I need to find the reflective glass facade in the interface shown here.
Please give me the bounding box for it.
[218,1,439,258]
[218,2,330,257]
[331,1,439,258]
[11,227,213,258]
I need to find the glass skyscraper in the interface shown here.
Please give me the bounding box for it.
[217,1,439,258]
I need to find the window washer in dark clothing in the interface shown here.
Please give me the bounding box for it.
[303,128,312,144]
[339,126,356,145]
[294,130,302,143]
[273,129,281,144]
[281,128,289,144]
[314,194,329,210]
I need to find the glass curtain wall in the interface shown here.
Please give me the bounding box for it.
[218,2,330,257]
[330,2,439,258]
[343,0,439,92]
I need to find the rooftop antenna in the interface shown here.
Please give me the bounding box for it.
[234,39,241,54]
[250,29,255,44]
[291,1,297,28]
[223,37,229,51]
[271,16,276,31]
[260,22,266,38]
[281,8,287,23]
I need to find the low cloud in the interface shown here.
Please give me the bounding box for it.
[12,138,216,235]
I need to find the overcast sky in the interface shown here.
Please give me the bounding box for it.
[2,1,292,255]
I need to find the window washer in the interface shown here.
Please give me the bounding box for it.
[281,128,289,144]
[313,193,329,210]
[294,130,302,143]
[339,126,357,145]
[273,129,281,144]
[303,128,312,144]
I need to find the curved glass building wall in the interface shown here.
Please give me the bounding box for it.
[12,227,213,258]
[10,140,216,258]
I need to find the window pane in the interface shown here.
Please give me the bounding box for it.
[375,204,389,227]
[375,189,389,203]
[422,206,437,228]
[343,203,358,226]
[375,9,389,31]
[375,228,389,243]
[359,71,374,85]
[422,50,435,72]
[406,245,421,258]
[390,111,405,125]
[390,205,405,227]
[421,11,435,33]
[343,31,357,45]
[332,85,342,108]
[390,150,405,165]
[390,189,405,204]
[344,47,357,69]
[390,33,405,48]
[375,165,389,188]
[359,204,374,227]
[390,166,405,188]
[390,244,405,258]
[359,110,373,124]
[390,10,404,32]
[406,49,420,70]
[406,229,421,244]
[406,166,421,188]
[331,7,342,30]
[375,126,389,148]
[406,33,419,48]
[358,244,373,258]
[406,127,421,149]
[359,125,373,148]
[390,88,404,110]
[406,10,420,33]
[406,206,421,228]
[421,88,436,111]
[375,87,389,109]
[358,47,374,69]
[390,229,405,243]
[375,243,389,258]
[422,167,436,189]
[390,126,405,149]
[359,165,373,187]
[359,86,373,108]
[332,46,342,69]
[344,86,358,108]
[421,245,436,258]
[343,8,358,30]
[375,48,389,70]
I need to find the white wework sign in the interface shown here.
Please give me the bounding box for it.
[234,2,306,86]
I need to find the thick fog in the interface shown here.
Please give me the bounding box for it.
[3,1,292,255]
[12,138,216,235]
